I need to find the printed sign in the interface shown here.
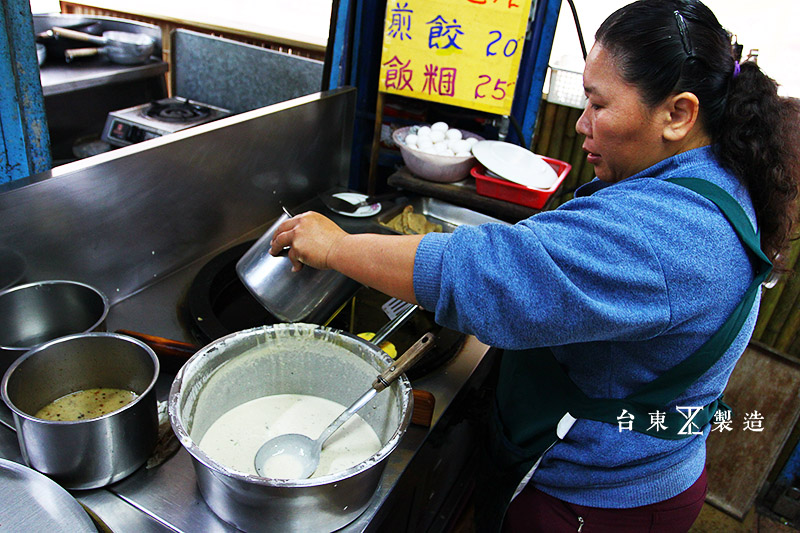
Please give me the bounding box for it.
[617,408,767,435]
[379,0,533,115]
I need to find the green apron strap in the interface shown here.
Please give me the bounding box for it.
[497,177,771,444]
[566,389,726,440]
[624,178,772,407]
[479,176,771,529]
[666,178,772,267]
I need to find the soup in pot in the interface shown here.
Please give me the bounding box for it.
[35,388,138,421]
[198,393,382,479]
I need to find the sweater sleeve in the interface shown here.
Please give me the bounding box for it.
[413,191,673,350]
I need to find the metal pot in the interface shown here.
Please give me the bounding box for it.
[0,280,109,376]
[36,43,46,66]
[36,21,103,62]
[54,27,156,65]
[1,332,160,489]
[168,323,413,532]
[236,213,358,322]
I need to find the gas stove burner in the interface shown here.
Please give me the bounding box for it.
[101,97,232,148]
[144,99,212,123]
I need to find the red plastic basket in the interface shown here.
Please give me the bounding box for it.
[471,156,571,209]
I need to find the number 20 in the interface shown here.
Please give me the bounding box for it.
[486,31,519,57]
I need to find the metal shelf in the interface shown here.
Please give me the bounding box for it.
[324,0,563,192]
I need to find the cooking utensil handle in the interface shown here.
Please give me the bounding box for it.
[116,330,199,374]
[372,332,435,391]
[51,27,107,45]
[318,388,378,447]
[411,389,436,427]
[65,48,100,61]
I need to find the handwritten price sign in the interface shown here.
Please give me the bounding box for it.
[379,0,533,115]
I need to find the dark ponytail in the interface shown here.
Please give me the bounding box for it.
[717,63,800,271]
[596,0,800,271]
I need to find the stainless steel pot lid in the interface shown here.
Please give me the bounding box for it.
[0,458,97,531]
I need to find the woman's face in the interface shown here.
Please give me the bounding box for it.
[576,44,673,184]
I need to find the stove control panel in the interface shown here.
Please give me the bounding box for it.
[102,118,164,147]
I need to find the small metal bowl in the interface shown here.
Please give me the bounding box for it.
[1,332,159,489]
[0,280,109,375]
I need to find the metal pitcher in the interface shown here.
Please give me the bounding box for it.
[235,213,357,323]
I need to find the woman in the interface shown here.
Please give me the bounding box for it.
[270,0,800,530]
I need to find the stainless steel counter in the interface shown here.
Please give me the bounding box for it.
[0,253,491,532]
[0,88,492,531]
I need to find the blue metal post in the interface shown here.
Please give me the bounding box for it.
[509,0,562,149]
[1,0,51,182]
[325,0,355,90]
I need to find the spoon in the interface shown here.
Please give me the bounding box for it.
[254,331,435,479]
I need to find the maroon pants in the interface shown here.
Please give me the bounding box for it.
[502,468,707,533]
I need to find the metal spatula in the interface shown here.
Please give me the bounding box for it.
[373,298,418,346]
[382,297,415,320]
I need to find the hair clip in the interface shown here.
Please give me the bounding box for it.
[733,61,741,79]
[673,10,694,57]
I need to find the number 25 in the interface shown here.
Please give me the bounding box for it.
[475,76,510,100]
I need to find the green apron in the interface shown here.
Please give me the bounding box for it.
[474,178,773,531]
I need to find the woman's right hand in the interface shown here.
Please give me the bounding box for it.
[269,211,347,272]
[270,210,422,304]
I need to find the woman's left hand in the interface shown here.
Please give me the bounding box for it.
[269,211,347,272]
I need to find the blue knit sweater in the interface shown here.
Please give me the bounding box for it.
[413,146,760,508]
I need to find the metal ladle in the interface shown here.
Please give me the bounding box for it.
[254,332,435,479]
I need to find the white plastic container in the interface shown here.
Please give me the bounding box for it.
[547,65,587,109]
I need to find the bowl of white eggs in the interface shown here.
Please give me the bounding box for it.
[392,122,484,183]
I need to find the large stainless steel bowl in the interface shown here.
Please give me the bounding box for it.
[1,332,159,489]
[169,323,413,533]
[0,280,109,375]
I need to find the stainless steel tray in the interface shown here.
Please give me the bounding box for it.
[376,197,507,234]
[0,458,97,532]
